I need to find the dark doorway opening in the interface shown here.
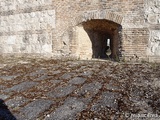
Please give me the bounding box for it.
[82,19,122,61]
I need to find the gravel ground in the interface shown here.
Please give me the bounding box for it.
[0,56,160,120]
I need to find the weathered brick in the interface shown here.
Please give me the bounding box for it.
[0,0,159,62]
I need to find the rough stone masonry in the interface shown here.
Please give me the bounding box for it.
[0,0,160,62]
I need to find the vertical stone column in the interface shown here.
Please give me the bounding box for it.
[70,27,78,55]
[110,29,119,60]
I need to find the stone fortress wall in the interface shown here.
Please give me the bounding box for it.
[0,0,160,62]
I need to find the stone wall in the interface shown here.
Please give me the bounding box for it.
[0,0,160,62]
[145,0,160,62]
[0,0,55,55]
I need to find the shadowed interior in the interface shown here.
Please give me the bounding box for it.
[82,19,122,60]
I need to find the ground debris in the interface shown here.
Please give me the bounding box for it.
[0,57,160,119]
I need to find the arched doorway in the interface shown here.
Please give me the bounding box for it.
[72,19,122,60]
[69,10,123,60]
[83,19,122,60]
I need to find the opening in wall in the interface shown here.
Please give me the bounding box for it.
[73,19,122,61]
[82,20,121,60]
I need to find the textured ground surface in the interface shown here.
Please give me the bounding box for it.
[0,57,160,120]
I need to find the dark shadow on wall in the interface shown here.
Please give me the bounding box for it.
[84,29,111,59]
[0,99,17,120]
[82,19,122,61]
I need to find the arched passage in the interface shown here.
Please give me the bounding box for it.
[82,19,122,60]
[70,10,123,60]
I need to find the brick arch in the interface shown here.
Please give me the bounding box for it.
[71,10,123,26]
[69,10,123,60]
